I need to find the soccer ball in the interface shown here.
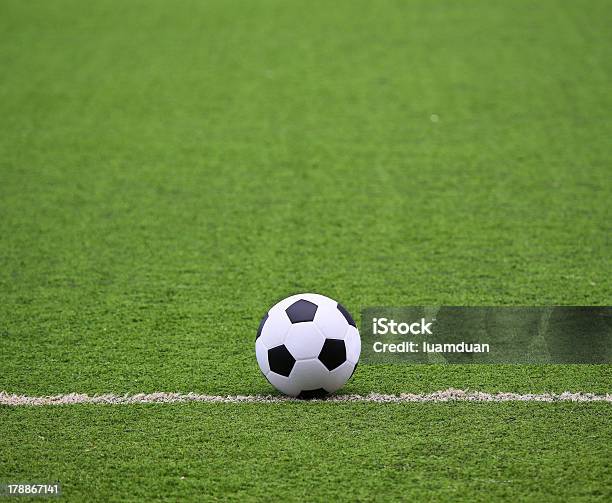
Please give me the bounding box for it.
[255,293,361,398]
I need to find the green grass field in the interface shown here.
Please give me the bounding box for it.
[1,0,611,500]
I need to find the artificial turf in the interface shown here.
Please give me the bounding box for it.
[1,403,610,502]
[0,0,610,500]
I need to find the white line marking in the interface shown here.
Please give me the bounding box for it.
[1,389,610,405]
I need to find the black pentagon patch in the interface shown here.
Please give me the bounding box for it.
[297,388,329,400]
[286,299,318,324]
[337,303,356,327]
[268,345,295,377]
[256,313,268,340]
[318,338,347,371]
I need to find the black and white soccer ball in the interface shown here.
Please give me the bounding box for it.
[255,293,360,398]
